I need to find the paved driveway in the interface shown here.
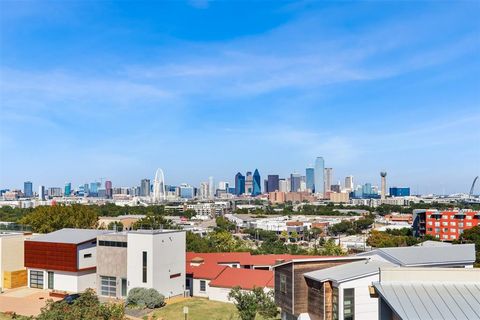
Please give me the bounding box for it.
[0,287,61,316]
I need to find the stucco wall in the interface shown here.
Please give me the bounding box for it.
[337,274,379,320]
[0,234,25,287]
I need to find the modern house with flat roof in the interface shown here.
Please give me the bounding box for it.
[373,267,480,320]
[96,229,186,299]
[24,228,110,292]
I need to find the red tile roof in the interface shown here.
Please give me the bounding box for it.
[186,262,227,280]
[209,268,274,290]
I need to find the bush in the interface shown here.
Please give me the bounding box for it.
[126,287,165,309]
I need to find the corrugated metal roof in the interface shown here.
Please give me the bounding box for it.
[374,282,480,320]
[28,228,111,244]
[358,244,475,266]
[304,260,393,283]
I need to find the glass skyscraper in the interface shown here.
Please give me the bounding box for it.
[235,172,245,195]
[290,173,301,192]
[64,182,72,196]
[252,169,261,196]
[24,181,33,197]
[267,175,279,193]
[314,157,325,195]
[305,167,314,192]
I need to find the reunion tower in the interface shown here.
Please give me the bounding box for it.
[380,171,387,200]
[152,168,166,202]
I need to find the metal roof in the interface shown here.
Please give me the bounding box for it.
[28,228,111,244]
[357,244,475,266]
[374,282,480,320]
[304,260,393,284]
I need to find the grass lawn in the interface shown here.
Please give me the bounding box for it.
[153,298,239,320]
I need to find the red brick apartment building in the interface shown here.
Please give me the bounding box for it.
[413,209,480,241]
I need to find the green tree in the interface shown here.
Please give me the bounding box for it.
[458,226,480,267]
[228,287,278,320]
[107,221,124,231]
[215,216,236,232]
[320,239,345,256]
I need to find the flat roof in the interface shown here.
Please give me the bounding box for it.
[304,260,393,284]
[129,229,185,235]
[28,228,111,244]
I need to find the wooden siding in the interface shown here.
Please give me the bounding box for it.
[3,270,27,289]
[274,263,293,316]
[306,277,324,320]
[25,241,78,272]
[293,260,353,316]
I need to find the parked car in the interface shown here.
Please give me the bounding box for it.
[61,293,81,305]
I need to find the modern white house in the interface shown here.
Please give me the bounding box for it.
[24,229,110,292]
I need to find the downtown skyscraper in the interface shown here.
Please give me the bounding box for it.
[314,157,325,196]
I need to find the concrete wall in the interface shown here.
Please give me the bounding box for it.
[0,234,25,288]
[127,230,186,298]
[337,274,379,320]
[208,286,232,303]
[96,234,128,298]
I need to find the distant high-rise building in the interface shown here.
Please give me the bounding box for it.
[324,168,333,192]
[24,181,33,197]
[279,179,288,192]
[235,172,245,195]
[245,171,253,194]
[331,184,341,193]
[64,182,72,196]
[290,173,301,192]
[305,167,314,192]
[345,176,354,191]
[140,179,151,197]
[390,187,410,197]
[314,157,325,196]
[38,185,45,201]
[83,183,90,197]
[90,182,100,196]
[179,184,194,199]
[49,187,62,197]
[252,169,261,195]
[105,180,113,199]
[208,176,214,199]
[380,172,387,200]
[267,175,280,193]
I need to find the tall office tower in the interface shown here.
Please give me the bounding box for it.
[83,183,90,197]
[218,181,229,191]
[267,175,280,193]
[345,176,354,191]
[290,173,302,192]
[380,172,387,200]
[314,157,325,196]
[324,168,333,192]
[245,171,253,195]
[305,167,314,193]
[64,182,72,196]
[279,179,288,192]
[140,179,151,197]
[90,182,99,197]
[38,185,45,201]
[199,182,208,199]
[152,169,166,202]
[252,169,261,195]
[208,176,214,199]
[24,181,33,197]
[105,180,113,199]
[235,172,245,195]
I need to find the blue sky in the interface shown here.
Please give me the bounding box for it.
[1,1,479,194]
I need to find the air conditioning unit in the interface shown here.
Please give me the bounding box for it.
[184,290,191,297]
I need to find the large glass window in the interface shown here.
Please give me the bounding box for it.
[343,288,355,320]
[280,274,287,293]
[332,287,339,320]
[30,270,44,289]
[100,276,116,297]
[142,251,147,283]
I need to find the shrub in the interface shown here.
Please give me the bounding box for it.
[126,287,165,309]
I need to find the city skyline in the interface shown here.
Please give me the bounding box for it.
[1,1,479,194]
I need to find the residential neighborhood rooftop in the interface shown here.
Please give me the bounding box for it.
[27,228,111,244]
[358,243,475,266]
[209,268,274,290]
[304,259,394,284]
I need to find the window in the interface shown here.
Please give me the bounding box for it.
[343,288,355,320]
[121,279,127,297]
[332,287,339,320]
[443,235,448,239]
[451,228,456,232]
[279,274,287,294]
[84,253,92,258]
[100,276,116,297]
[451,222,456,226]
[466,222,472,227]
[47,272,54,290]
[200,280,206,292]
[30,270,44,289]
[170,273,181,279]
[434,222,440,227]
[442,222,448,226]
[427,221,432,225]
[142,251,147,283]
[98,240,127,247]
[458,223,464,227]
